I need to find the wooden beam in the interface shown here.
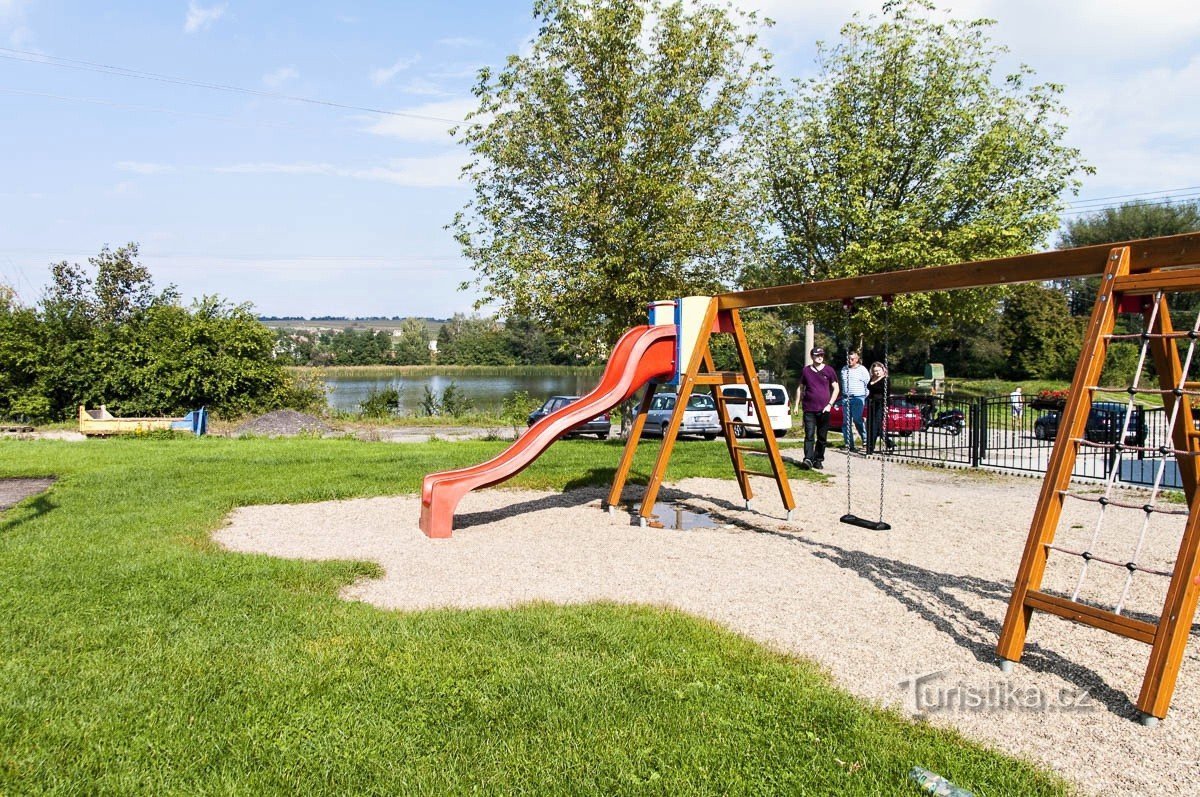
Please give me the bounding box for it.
[717,232,1200,311]
[1023,590,1157,645]
[997,246,1130,663]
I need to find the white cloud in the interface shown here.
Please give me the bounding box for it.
[370,56,420,86]
[214,152,468,188]
[116,161,176,175]
[361,98,476,143]
[184,2,226,34]
[262,66,299,88]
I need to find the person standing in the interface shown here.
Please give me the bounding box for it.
[798,347,840,469]
[1010,386,1024,420]
[841,350,870,452]
[865,361,894,455]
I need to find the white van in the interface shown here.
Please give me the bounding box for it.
[718,383,792,438]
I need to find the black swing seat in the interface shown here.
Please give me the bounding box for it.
[840,513,891,531]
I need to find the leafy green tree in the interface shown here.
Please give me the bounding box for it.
[436,314,514,365]
[1001,284,1080,379]
[748,0,1090,344]
[393,319,431,365]
[452,0,770,355]
[0,287,48,420]
[0,246,298,421]
[1057,199,1200,315]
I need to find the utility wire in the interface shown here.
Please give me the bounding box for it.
[0,46,463,124]
[1061,191,1200,218]
[0,86,318,129]
[1065,184,1200,210]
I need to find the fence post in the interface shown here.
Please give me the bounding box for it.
[969,400,982,468]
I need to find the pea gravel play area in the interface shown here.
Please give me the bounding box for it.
[216,452,1200,796]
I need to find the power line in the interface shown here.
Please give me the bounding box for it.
[0,86,320,130]
[1065,185,1200,210]
[1061,191,1200,218]
[0,46,464,124]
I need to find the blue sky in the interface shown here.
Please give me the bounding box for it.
[2,1,1198,319]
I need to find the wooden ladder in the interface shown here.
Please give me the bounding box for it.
[606,299,795,524]
[997,245,1200,722]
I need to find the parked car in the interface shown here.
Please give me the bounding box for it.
[718,383,792,438]
[635,391,721,440]
[828,396,924,436]
[526,395,612,439]
[1033,401,1146,445]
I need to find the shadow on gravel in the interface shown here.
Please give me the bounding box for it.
[803,539,1145,718]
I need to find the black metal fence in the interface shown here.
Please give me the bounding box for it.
[881,394,1180,488]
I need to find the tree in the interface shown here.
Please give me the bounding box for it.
[393,319,432,365]
[1000,284,1080,379]
[748,0,1090,344]
[1057,199,1200,315]
[452,0,770,356]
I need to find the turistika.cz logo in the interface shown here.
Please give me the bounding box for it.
[897,669,1096,714]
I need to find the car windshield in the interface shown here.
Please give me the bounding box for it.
[687,394,715,411]
[761,388,786,405]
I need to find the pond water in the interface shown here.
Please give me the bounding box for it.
[324,372,606,414]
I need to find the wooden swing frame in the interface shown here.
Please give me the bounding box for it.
[608,231,1200,721]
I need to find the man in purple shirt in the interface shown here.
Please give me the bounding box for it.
[798,347,841,469]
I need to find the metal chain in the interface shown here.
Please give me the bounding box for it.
[879,297,891,523]
[843,299,854,515]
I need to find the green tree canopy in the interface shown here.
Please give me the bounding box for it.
[1057,200,1200,315]
[747,0,1090,344]
[452,0,770,356]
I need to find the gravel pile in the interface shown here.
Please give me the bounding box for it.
[215,453,1200,795]
[232,410,334,437]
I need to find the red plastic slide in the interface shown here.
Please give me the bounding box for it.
[419,324,676,537]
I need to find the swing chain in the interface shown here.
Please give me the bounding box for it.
[843,299,854,515]
[880,296,892,523]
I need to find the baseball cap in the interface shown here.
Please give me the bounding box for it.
[811,347,826,356]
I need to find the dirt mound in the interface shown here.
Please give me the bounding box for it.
[233,410,334,438]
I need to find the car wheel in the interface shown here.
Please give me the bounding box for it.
[732,421,746,439]
[1034,425,1046,440]
[772,428,787,439]
[661,422,670,438]
[945,425,961,437]
[703,433,716,441]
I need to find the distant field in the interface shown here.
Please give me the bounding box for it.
[261,318,446,335]
[292,364,605,379]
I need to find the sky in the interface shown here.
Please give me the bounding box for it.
[1,0,1199,319]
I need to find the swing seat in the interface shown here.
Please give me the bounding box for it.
[840,513,891,531]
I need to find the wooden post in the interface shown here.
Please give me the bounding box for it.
[606,385,657,510]
[996,246,1130,662]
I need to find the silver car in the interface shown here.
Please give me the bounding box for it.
[638,392,721,440]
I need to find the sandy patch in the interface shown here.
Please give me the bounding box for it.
[214,452,1200,796]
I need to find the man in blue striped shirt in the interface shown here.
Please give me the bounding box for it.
[840,350,870,452]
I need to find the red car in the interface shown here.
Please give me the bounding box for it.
[827,397,923,436]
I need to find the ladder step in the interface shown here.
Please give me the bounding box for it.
[739,469,780,479]
[695,373,749,385]
[1024,589,1157,644]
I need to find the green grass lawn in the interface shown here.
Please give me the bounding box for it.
[0,437,1069,795]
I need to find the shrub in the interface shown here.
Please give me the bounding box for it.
[360,387,401,419]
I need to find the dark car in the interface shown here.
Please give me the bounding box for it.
[526,395,612,439]
[1033,401,1146,446]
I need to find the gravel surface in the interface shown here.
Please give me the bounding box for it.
[0,477,56,510]
[215,451,1200,795]
[232,410,334,437]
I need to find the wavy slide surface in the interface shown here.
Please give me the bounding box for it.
[420,324,676,537]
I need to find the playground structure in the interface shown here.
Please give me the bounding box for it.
[421,231,1200,723]
[78,405,208,437]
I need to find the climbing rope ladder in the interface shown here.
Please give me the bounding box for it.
[839,297,892,531]
[998,245,1200,724]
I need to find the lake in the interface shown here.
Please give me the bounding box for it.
[323,371,607,413]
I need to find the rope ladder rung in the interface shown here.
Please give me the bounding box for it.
[1057,489,1191,516]
[1072,438,1200,459]
[1043,543,1174,578]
